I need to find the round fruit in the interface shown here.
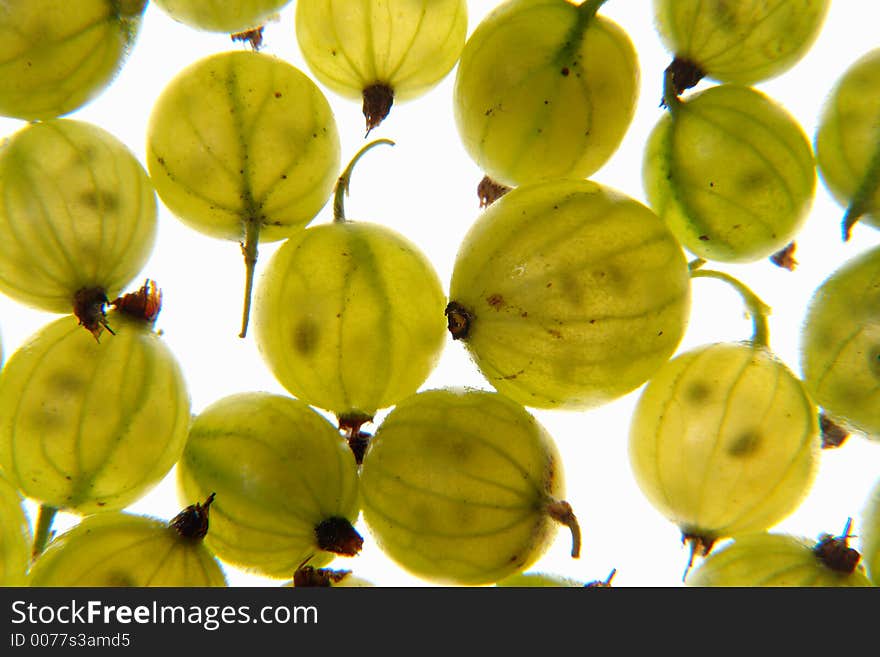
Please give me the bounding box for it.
[254,140,446,424]
[644,83,816,263]
[146,50,341,337]
[0,282,190,515]
[28,497,226,586]
[860,478,880,584]
[800,245,880,438]
[655,0,830,92]
[0,0,147,120]
[447,178,691,410]
[153,0,291,33]
[629,341,820,560]
[177,392,362,579]
[360,387,581,586]
[0,474,31,586]
[453,0,639,187]
[0,119,157,318]
[686,528,872,587]
[296,0,467,133]
[814,49,880,240]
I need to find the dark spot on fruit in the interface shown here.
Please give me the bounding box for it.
[486,293,504,308]
[281,174,287,179]
[521,311,528,318]
[868,346,880,378]
[548,329,562,339]
[727,430,761,457]
[657,330,664,336]
[293,319,320,354]
[274,92,282,98]
[708,181,714,187]
[544,100,549,105]
[561,67,570,76]
[331,49,337,56]
[686,382,711,402]
[80,189,119,211]
[51,372,85,394]
[699,235,710,241]
[546,282,553,288]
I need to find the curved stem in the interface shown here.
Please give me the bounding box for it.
[547,499,581,558]
[842,140,880,240]
[238,215,261,338]
[32,504,58,559]
[333,139,395,223]
[690,268,771,348]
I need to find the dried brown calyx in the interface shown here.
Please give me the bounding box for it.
[477,175,512,208]
[112,279,163,324]
[819,412,850,449]
[769,242,798,271]
[73,286,114,341]
[338,413,373,465]
[362,83,394,136]
[170,492,216,540]
[681,531,717,581]
[293,564,352,587]
[663,57,705,100]
[584,568,617,588]
[813,518,861,574]
[444,301,473,340]
[231,25,264,51]
[314,517,364,556]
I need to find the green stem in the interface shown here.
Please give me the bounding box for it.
[842,140,880,240]
[333,139,395,223]
[577,0,608,19]
[32,504,58,559]
[662,65,682,115]
[689,268,771,349]
[238,215,261,338]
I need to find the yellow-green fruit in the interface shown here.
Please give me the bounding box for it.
[454,0,639,187]
[495,572,582,587]
[0,119,157,315]
[177,392,362,579]
[254,221,446,421]
[0,311,190,514]
[629,342,820,547]
[447,178,691,410]
[360,388,578,586]
[800,245,880,438]
[0,0,146,120]
[296,0,467,130]
[28,511,226,587]
[687,533,872,587]
[643,84,816,263]
[861,478,880,584]
[654,0,830,87]
[153,0,291,33]
[0,475,31,586]
[815,49,880,235]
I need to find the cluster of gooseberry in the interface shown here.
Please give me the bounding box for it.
[1,0,880,589]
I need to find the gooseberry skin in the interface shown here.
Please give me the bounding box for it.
[629,342,820,543]
[0,312,190,515]
[643,84,816,263]
[359,388,568,586]
[814,49,880,232]
[0,119,157,315]
[653,0,830,86]
[686,533,872,587]
[253,221,447,420]
[448,178,691,410]
[177,392,361,579]
[0,475,31,586]
[800,245,880,438]
[27,512,227,587]
[495,572,582,587]
[146,50,340,243]
[0,0,146,120]
[153,0,291,33]
[295,0,467,101]
[453,0,639,187]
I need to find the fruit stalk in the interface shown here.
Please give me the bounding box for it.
[333,139,395,223]
[689,262,770,348]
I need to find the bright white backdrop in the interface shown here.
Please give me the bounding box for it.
[2,1,880,587]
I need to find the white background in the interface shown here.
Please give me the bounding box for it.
[2,0,880,587]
